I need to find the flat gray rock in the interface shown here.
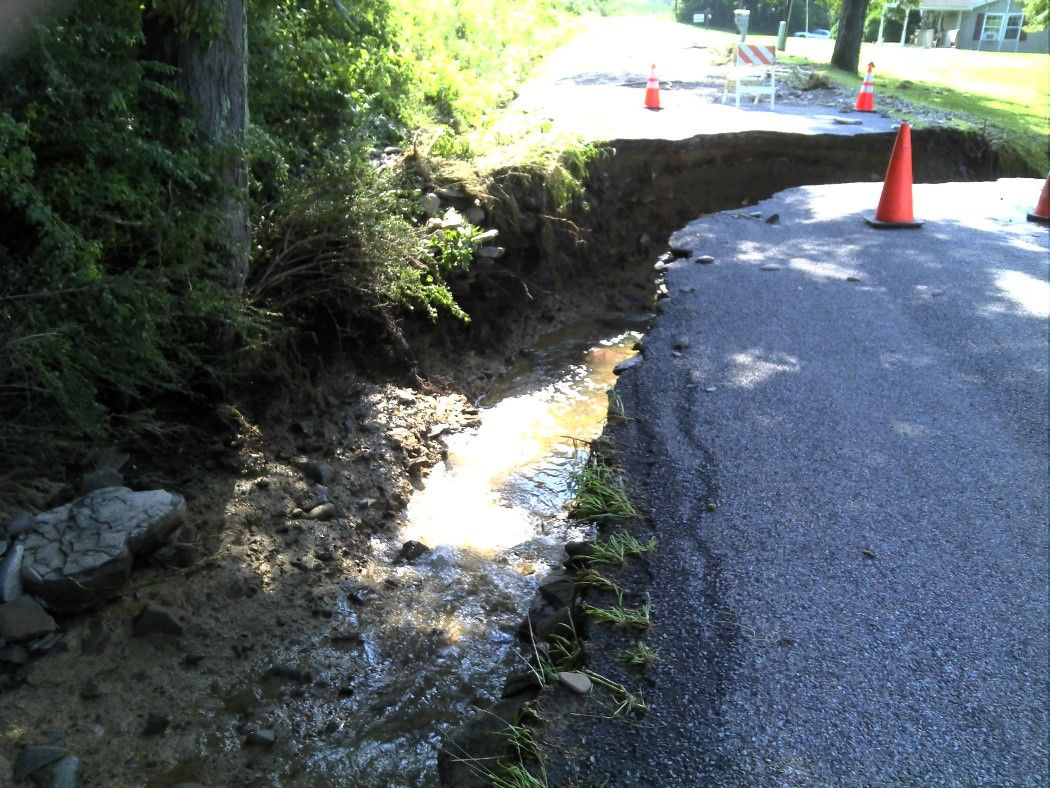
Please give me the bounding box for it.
[0,542,24,603]
[13,745,67,781]
[19,487,185,611]
[0,596,57,642]
[558,671,592,694]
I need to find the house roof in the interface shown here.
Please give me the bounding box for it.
[918,0,1006,10]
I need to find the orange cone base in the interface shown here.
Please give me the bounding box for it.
[865,215,923,229]
[1027,211,1050,225]
[855,106,875,113]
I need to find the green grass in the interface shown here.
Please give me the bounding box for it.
[569,462,639,522]
[615,640,660,668]
[780,38,1050,172]
[585,530,656,565]
[575,568,625,603]
[582,595,652,629]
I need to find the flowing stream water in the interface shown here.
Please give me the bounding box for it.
[148,318,644,787]
[297,319,644,785]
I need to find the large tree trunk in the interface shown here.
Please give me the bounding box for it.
[831,0,872,73]
[176,0,250,295]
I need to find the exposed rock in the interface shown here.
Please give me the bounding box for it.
[471,228,498,244]
[19,487,186,611]
[531,606,578,641]
[501,669,542,698]
[244,729,276,748]
[438,697,524,787]
[564,541,592,559]
[613,355,642,375]
[422,192,442,217]
[13,746,67,782]
[80,467,123,494]
[49,755,83,788]
[668,243,692,258]
[538,575,576,608]
[760,263,782,271]
[440,208,464,229]
[0,644,29,665]
[265,663,311,682]
[558,671,592,694]
[0,542,24,603]
[695,255,715,264]
[143,711,170,736]
[0,597,57,642]
[4,511,34,537]
[653,261,668,272]
[396,540,430,563]
[303,503,337,521]
[29,631,62,653]
[672,335,691,351]
[303,460,335,486]
[476,245,505,259]
[132,603,183,637]
[764,212,781,224]
[833,117,863,126]
[465,204,485,225]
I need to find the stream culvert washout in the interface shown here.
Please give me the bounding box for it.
[0,127,1013,787]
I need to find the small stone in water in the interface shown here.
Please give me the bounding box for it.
[695,255,715,265]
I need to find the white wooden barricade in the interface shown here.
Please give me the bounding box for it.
[722,44,777,109]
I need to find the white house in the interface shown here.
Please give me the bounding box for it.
[915,0,1049,52]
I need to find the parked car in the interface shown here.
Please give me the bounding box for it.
[793,29,831,38]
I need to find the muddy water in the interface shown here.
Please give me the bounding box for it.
[269,320,642,786]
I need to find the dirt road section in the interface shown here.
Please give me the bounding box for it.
[512,17,901,141]
[548,179,1049,785]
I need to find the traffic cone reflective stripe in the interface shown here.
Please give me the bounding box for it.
[855,63,875,112]
[645,64,662,110]
[1027,173,1050,224]
[865,123,923,229]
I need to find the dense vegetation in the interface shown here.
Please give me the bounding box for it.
[0,0,605,468]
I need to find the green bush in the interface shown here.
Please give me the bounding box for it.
[0,3,236,460]
[0,0,606,469]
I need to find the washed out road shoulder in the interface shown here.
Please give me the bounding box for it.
[539,179,1049,785]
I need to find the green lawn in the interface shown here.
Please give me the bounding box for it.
[781,38,1050,172]
[668,25,1048,172]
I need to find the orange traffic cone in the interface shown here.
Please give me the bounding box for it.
[644,64,662,111]
[1027,173,1050,224]
[865,123,923,229]
[855,62,875,112]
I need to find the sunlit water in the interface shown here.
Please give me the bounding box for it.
[151,322,643,787]
[312,322,642,785]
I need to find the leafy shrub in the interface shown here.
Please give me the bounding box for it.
[0,2,237,460]
[250,147,467,330]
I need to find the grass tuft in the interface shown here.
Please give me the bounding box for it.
[569,461,638,522]
[586,531,656,565]
[582,594,651,630]
[615,640,660,669]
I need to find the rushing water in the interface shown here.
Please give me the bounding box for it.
[316,320,643,786]
[152,320,643,787]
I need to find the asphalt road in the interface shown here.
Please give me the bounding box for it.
[595,179,1049,785]
[508,17,901,141]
